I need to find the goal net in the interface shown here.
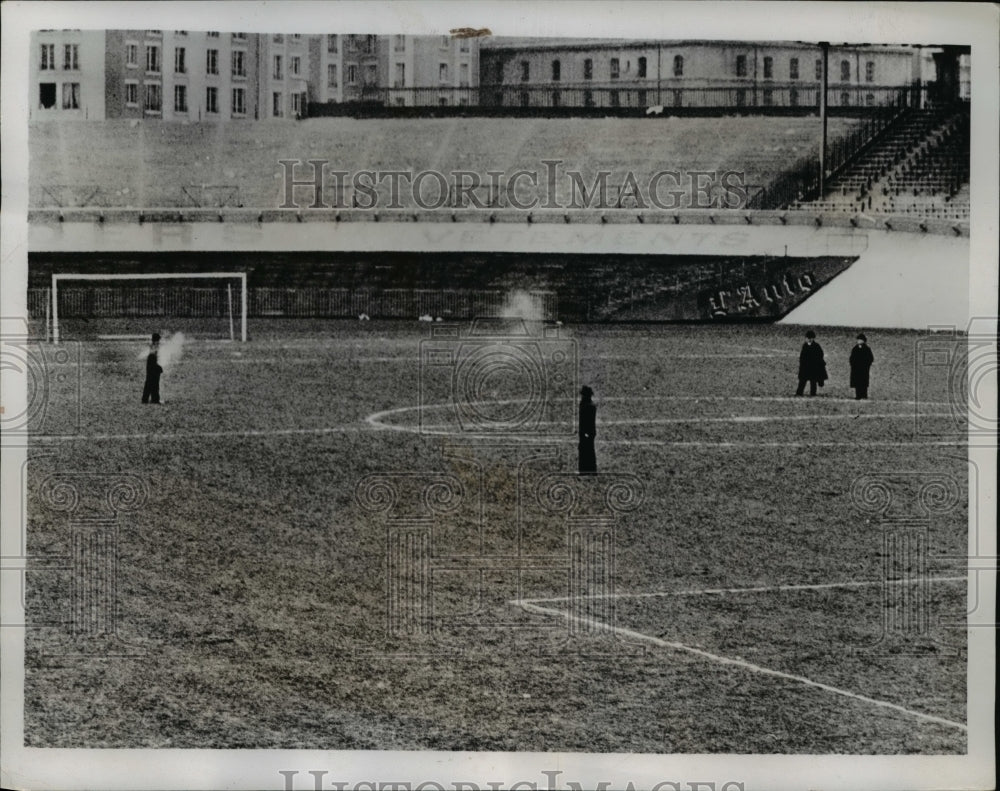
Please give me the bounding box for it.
[49,273,247,343]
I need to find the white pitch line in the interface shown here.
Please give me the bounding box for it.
[28,426,363,442]
[518,575,969,603]
[513,599,968,733]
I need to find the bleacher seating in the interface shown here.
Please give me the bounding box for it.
[29,116,862,211]
[791,109,969,221]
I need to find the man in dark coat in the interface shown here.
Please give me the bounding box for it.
[849,333,875,400]
[795,330,827,397]
[578,385,597,475]
[141,332,163,404]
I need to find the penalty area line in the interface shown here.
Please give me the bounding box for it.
[512,599,968,733]
[519,575,968,603]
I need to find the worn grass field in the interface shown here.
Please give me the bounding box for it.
[22,321,968,752]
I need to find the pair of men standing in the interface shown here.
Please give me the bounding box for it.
[796,330,874,400]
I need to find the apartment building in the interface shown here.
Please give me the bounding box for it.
[31,30,107,119]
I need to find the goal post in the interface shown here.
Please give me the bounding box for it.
[51,272,248,343]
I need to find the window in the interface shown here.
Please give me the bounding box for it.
[736,54,747,77]
[206,85,218,113]
[439,63,448,82]
[459,38,469,53]
[865,61,875,82]
[610,89,620,107]
[273,34,284,43]
[144,83,161,112]
[39,83,56,108]
[365,63,377,85]
[63,44,79,70]
[394,35,406,52]
[365,35,375,54]
[347,64,357,84]
[789,57,799,80]
[789,87,799,106]
[638,89,647,106]
[40,43,55,70]
[638,56,647,78]
[439,96,449,106]
[552,60,561,81]
[174,47,186,74]
[146,45,160,73]
[206,49,218,75]
[866,93,875,106]
[327,35,338,53]
[441,36,450,48]
[583,58,593,80]
[126,43,138,67]
[736,88,747,106]
[232,32,247,41]
[328,63,338,86]
[273,55,283,80]
[672,55,683,77]
[815,59,822,79]
[393,63,405,87]
[291,93,302,115]
[273,92,283,117]
[175,30,187,36]
[584,89,594,107]
[840,60,850,81]
[519,91,530,107]
[174,84,188,112]
[610,58,620,80]
[840,91,850,106]
[232,87,246,115]
[292,34,301,41]
[459,62,469,86]
[763,56,773,79]
[232,50,246,77]
[145,30,161,37]
[124,81,138,106]
[520,61,529,82]
[672,89,682,107]
[207,31,220,38]
[552,90,560,107]
[763,88,773,106]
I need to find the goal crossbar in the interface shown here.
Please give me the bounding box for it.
[51,272,247,343]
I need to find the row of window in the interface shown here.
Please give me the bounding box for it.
[39,44,79,70]
[272,54,302,79]
[506,87,885,108]
[123,44,249,77]
[120,83,249,115]
[520,55,879,82]
[326,34,472,54]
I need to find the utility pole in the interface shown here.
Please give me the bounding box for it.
[819,41,829,197]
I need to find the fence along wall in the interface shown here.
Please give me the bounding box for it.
[28,287,558,321]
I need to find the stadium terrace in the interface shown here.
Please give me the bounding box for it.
[277,160,750,211]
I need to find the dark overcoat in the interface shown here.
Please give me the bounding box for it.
[849,344,875,389]
[798,341,827,383]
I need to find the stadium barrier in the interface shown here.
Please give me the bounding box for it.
[27,287,558,322]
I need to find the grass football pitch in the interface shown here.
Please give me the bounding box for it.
[22,321,968,752]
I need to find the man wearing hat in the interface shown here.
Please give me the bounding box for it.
[796,330,827,397]
[579,385,597,475]
[849,333,875,400]
[141,332,163,404]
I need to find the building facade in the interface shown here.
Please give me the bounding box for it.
[30,33,961,119]
[480,39,934,109]
[31,30,107,119]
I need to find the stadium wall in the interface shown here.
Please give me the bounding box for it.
[26,216,969,328]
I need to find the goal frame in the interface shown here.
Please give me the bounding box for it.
[50,272,248,343]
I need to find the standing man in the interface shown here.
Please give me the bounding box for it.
[579,385,597,475]
[849,333,875,400]
[141,332,163,404]
[795,330,827,397]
